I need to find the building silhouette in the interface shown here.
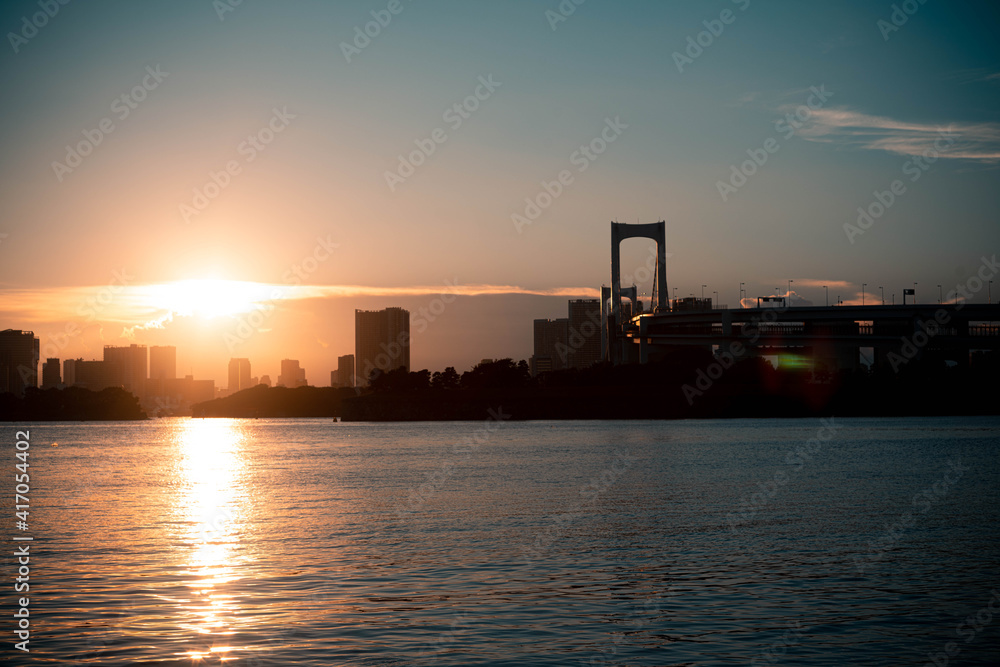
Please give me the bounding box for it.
[149,346,176,380]
[355,307,410,385]
[228,358,253,393]
[567,299,602,369]
[334,354,355,387]
[63,358,76,387]
[531,318,569,376]
[104,344,147,398]
[0,330,39,397]
[41,358,61,389]
[73,359,118,391]
[278,359,306,387]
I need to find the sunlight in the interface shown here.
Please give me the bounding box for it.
[175,419,248,642]
[141,279,286,320]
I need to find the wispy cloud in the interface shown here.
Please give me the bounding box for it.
[791,107,1000,161]
[0,280,600,328]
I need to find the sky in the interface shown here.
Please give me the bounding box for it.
[1,0,998,386]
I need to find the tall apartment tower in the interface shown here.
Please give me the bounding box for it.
[335,354,355,387]
[567,299,602,369]
[0,330,39,397]
[149,346,177,381]
[355,307,410,385]
[41,358,61,389]
[227,358,252,393]
[278,359,306,388]
[103,344,147,398]
[531,318,569,376]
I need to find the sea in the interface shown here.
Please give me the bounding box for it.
[1,416,998,665]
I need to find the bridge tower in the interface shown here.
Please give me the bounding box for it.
[609,221,668,363]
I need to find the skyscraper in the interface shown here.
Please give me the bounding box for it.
[103,344,147,398]
[0,330,39,397]
[228,358,252,393]
[41,358,61,389]
[531,318,569,376]
[278,359,306,387]
[355,307,410,385]
[149,346,177,381]
[335,354,355,387]
[567,299,602,369]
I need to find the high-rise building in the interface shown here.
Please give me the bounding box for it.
[531,318,569,376]
[278,359,306,387]
[227,358,252,393]
[103,344,147,397]
[63,358,77,387]
[355,307,410,385]
[335,354,355,387]
[41,358,61,389]
[567,299,602,369]
[0,330,39,397]
[149,346,176,381]
[73,360,119,391]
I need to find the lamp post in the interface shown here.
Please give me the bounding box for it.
[913,282,917,304]
[740,282,745,308]
[702,284,707,300]
[937,284,942,304]
[879,286,884,305]
[713,290,719,307]
[862,283,866,306]
[824,285,828,307]
[788,279,793,306]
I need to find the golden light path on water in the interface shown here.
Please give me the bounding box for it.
[175,419,248,663]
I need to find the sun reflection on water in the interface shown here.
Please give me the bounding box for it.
[175,419,248,660]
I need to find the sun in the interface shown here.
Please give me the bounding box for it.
[143,279,284,320]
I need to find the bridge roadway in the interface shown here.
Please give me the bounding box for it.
[620,303,1000,369]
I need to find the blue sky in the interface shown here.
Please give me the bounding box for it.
[1,0,998,381]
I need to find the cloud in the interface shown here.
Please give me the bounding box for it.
[791,107,1000,161]
[0,280,601,328]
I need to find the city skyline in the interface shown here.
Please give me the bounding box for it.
[2,1,998,386]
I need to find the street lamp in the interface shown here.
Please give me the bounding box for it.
[740,282,745,308]
[713,290,719,307]
[824,285,828,307]
[938,284,942,304]
[862,283,866,306]
[702,284,707,300]
[788,279,794,306]
[913,282,917,304]
[879,286,884,305]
